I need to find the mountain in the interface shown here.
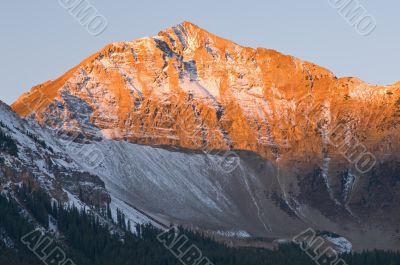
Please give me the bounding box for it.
[8,21,400,251]
[0,99,155,226]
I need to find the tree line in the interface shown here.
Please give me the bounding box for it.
[0,184,399,265]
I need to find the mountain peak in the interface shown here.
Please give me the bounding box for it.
[156,21,235,53]
[177,21,201,29]
[163,21,208,36]
[6,22,400,253]
[11,22,399,159]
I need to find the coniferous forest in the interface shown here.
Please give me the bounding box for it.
[0,186,400,265]
[0,123,18,157]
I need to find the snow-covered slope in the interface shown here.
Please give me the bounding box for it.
[0,101,155,229]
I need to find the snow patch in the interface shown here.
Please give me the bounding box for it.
[324,235,352,253]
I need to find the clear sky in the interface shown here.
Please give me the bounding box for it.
[0,0,399,104]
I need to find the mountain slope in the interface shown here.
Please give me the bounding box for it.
[0,100,156,228]
[11,22,400,159]
[9,22,400,250]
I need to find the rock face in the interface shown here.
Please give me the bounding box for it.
[11,22,400,250]
[12,22,400,159]
[0,100,110,210]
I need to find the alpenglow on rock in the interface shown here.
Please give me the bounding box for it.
[11,21,400,251]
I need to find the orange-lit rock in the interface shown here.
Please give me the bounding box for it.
[12,21,400,164]
[10,22,400,250]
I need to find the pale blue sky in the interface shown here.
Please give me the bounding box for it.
[1,0,399,104]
